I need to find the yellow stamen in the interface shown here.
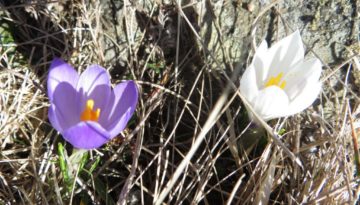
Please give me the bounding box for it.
[265,72,287,89]
[80,99,100,121]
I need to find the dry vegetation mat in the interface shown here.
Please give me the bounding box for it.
[1,0,360,204]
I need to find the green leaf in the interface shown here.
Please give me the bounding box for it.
[57,143,73,192]
[88,156,101,174]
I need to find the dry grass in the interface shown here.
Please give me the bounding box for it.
[0,0,359,204]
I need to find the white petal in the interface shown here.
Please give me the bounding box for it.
[287,82,321,115]
[255,39,269,56]
[266,30,305,78]
[252,40,270,86]
[283,58,322,100]
[251,86,290,121]
[240,64,259,102]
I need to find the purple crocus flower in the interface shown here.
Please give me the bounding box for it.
[47,58,138,149]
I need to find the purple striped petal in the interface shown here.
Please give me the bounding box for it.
[63,121,111,149]
[47,58,79,102]
[100,81,138,137]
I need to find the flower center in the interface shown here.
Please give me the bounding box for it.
[264,72,286,89]
[80,99,100,121]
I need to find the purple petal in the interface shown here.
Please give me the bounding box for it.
[48,104,64,132]
[100,81,138,137]
[84,84,111,114]
[76,65,111,113]
[47,58,79,101]
[52,82,81,130]
[63,121,111,149]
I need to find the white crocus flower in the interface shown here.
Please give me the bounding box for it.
[240,30,322,121]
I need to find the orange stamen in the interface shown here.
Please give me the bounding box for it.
[265,72,287,89]
[80,99,100,121]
